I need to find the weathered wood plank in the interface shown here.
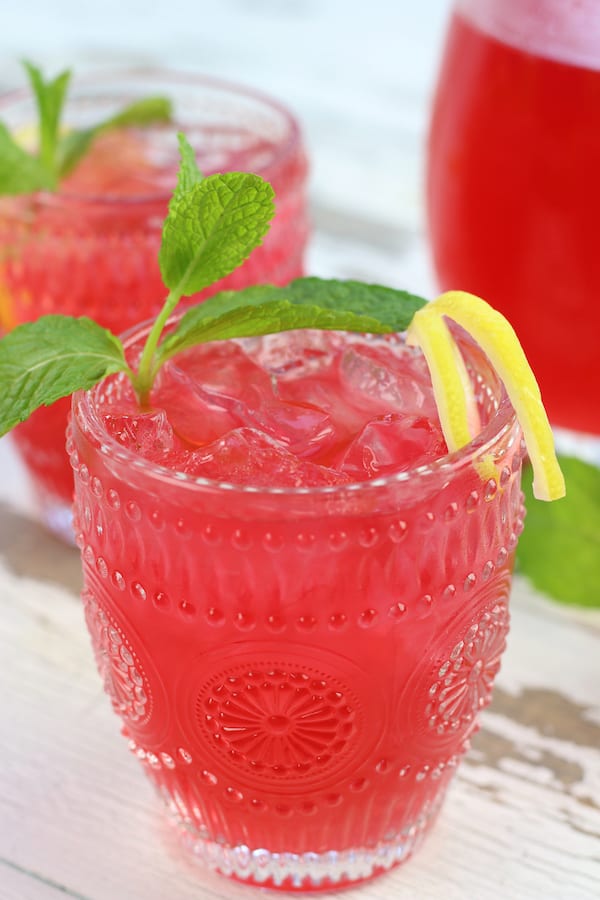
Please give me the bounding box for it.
[0,861,90,900]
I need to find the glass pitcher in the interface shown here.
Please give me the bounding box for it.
[427,0,600,441]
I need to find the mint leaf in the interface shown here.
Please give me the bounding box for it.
[56,130,97,178]
[157,279,427,363]
[0,123,53,194]
[283,278,426,328]
[517,455,600,606]
[23,60,71,183]
[158,300,395,365]
[102,96,172,130]
[158,172,275,296]
[57,96,173,178]
[0,316,128,436]
[169,132,203,205]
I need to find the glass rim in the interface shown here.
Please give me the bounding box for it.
[0,66,304,207]
[71,319,520,500]
[456,0,600,72]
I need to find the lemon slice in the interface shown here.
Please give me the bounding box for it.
[406,290,565,502]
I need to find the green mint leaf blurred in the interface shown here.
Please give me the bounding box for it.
[57,96,173,178]
[23,60,71,184]
[517,455,600,607]
[0,123,54,194]
[101,96,172,130]
[0,316,128,436]
[158,171,275,296]
[0,62,173,192]
[157,279,427,363]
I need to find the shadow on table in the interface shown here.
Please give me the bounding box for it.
[0,500,82,595]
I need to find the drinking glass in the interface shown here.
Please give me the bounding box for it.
[427,0,600,440]
[68,320,525,892]
[0,69,309,541]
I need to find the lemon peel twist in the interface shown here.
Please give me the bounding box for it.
[406,290,565,502]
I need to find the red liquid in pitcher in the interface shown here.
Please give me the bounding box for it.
[427,9,600,434]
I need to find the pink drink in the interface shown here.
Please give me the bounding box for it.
[0,70,308,539]
[427,0,600,436]
[70,325,524,891]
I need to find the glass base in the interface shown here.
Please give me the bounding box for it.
[172,806,438,892]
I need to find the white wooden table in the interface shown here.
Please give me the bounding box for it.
[1,3,600,899]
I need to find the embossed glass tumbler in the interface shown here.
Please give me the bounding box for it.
[69,329,525,892]
[0,69,308,542]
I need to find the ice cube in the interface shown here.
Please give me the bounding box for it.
[278,371,367,443]
[172,341,274,402]
[151,341,284,446]
[155,343,336,457]
[338,344,438,419]
[247,330,343,380]
[151,359,240,446]
[338,414,448,480]
[102,407,177,462]
[179,427,350,488]
[241,399,335,458]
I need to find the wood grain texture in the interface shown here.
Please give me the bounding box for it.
[0,864,87,900]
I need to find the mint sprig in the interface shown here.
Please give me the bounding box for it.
[0,129,428,426]
[0,61,173,195]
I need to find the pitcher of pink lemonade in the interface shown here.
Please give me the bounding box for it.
[426,0,600,441]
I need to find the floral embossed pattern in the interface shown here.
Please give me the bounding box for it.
[202,669,355,771]
[400,572,512,754]
[426,601,509,737]
[177,644,385,793]
[83,589,153,729]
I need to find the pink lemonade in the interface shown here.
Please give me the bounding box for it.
[70,325,524,891]
[427,0,600,436]
[0,71,308,539]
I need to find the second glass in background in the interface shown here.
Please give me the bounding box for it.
[0,68,309,541]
